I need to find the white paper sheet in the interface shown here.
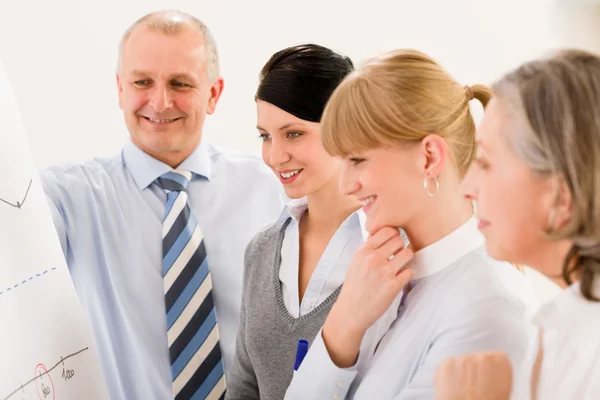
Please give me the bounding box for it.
[0,59,109,400]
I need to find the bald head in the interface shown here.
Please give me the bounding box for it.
[117,10,220,82]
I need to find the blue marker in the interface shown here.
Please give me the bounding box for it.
[293,339,309,371]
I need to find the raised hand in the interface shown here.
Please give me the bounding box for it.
[322,227,414,367]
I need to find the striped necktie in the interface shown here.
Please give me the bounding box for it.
[158,170,226,400]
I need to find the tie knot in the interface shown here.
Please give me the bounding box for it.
[157,170,192,192]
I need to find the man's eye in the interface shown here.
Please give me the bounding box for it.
[172,81,191,88]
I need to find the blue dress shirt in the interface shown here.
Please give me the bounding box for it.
[40,139,286,400]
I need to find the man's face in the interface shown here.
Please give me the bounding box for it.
[117,25,223,167]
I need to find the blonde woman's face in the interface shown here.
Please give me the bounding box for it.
[338,143,425,234]
[461,98,555,267]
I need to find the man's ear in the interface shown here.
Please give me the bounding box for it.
[117,74,124,110]
[207,77,225,115]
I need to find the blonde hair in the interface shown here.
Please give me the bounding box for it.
[493,49,600,301]
[321,49,490,177]
[117,10,219,82]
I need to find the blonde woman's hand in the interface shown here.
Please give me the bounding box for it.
[322,226,414,367]
[434,352,513,400]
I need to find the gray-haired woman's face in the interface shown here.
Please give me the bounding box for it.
[461,97,557,273]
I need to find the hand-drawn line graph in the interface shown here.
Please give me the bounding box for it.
[0,179,32,209]
[2,347,89,400]
[0,268,58,297]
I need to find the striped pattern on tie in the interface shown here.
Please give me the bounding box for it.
[159,170,226,400]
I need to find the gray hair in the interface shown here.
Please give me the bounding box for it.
[116,10,220,83]
[493,49,600,301]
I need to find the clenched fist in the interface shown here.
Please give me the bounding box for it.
[434,352,513,400]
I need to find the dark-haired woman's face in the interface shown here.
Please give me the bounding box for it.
[256,100,342,199]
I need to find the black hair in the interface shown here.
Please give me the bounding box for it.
[256,43,354,122]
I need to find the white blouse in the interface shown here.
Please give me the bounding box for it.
[533,282,600,399]
[285,217,540,399]
[278,197,365,317]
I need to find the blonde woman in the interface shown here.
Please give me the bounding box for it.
[435,49,600,399]
[284,49,538,399]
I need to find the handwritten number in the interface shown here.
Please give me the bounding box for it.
[62,368,75,381]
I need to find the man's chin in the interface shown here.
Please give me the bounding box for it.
[131,137,174,157]
[130,132,200,162]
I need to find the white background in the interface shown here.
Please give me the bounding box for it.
[0,0,561,169]
[1,0,599,302]
[0,59,108,400]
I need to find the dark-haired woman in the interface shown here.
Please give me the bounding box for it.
[225,44,360,400]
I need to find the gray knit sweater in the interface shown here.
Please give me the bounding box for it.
[225,218,342,400]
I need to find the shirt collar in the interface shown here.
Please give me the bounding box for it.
[123,139,212,190]
[277,197,368,235]
[408,216,483,280]
[532,281,600,331]
[358,214,483,280]
[280,197,309,221]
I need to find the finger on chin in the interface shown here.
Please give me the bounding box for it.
[366,226,401,249]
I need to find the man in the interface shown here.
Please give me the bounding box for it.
[41,10,285,400]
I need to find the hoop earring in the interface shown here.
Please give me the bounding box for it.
[424,176,440,197]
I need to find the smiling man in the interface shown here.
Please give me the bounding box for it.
[40,10,285,400]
